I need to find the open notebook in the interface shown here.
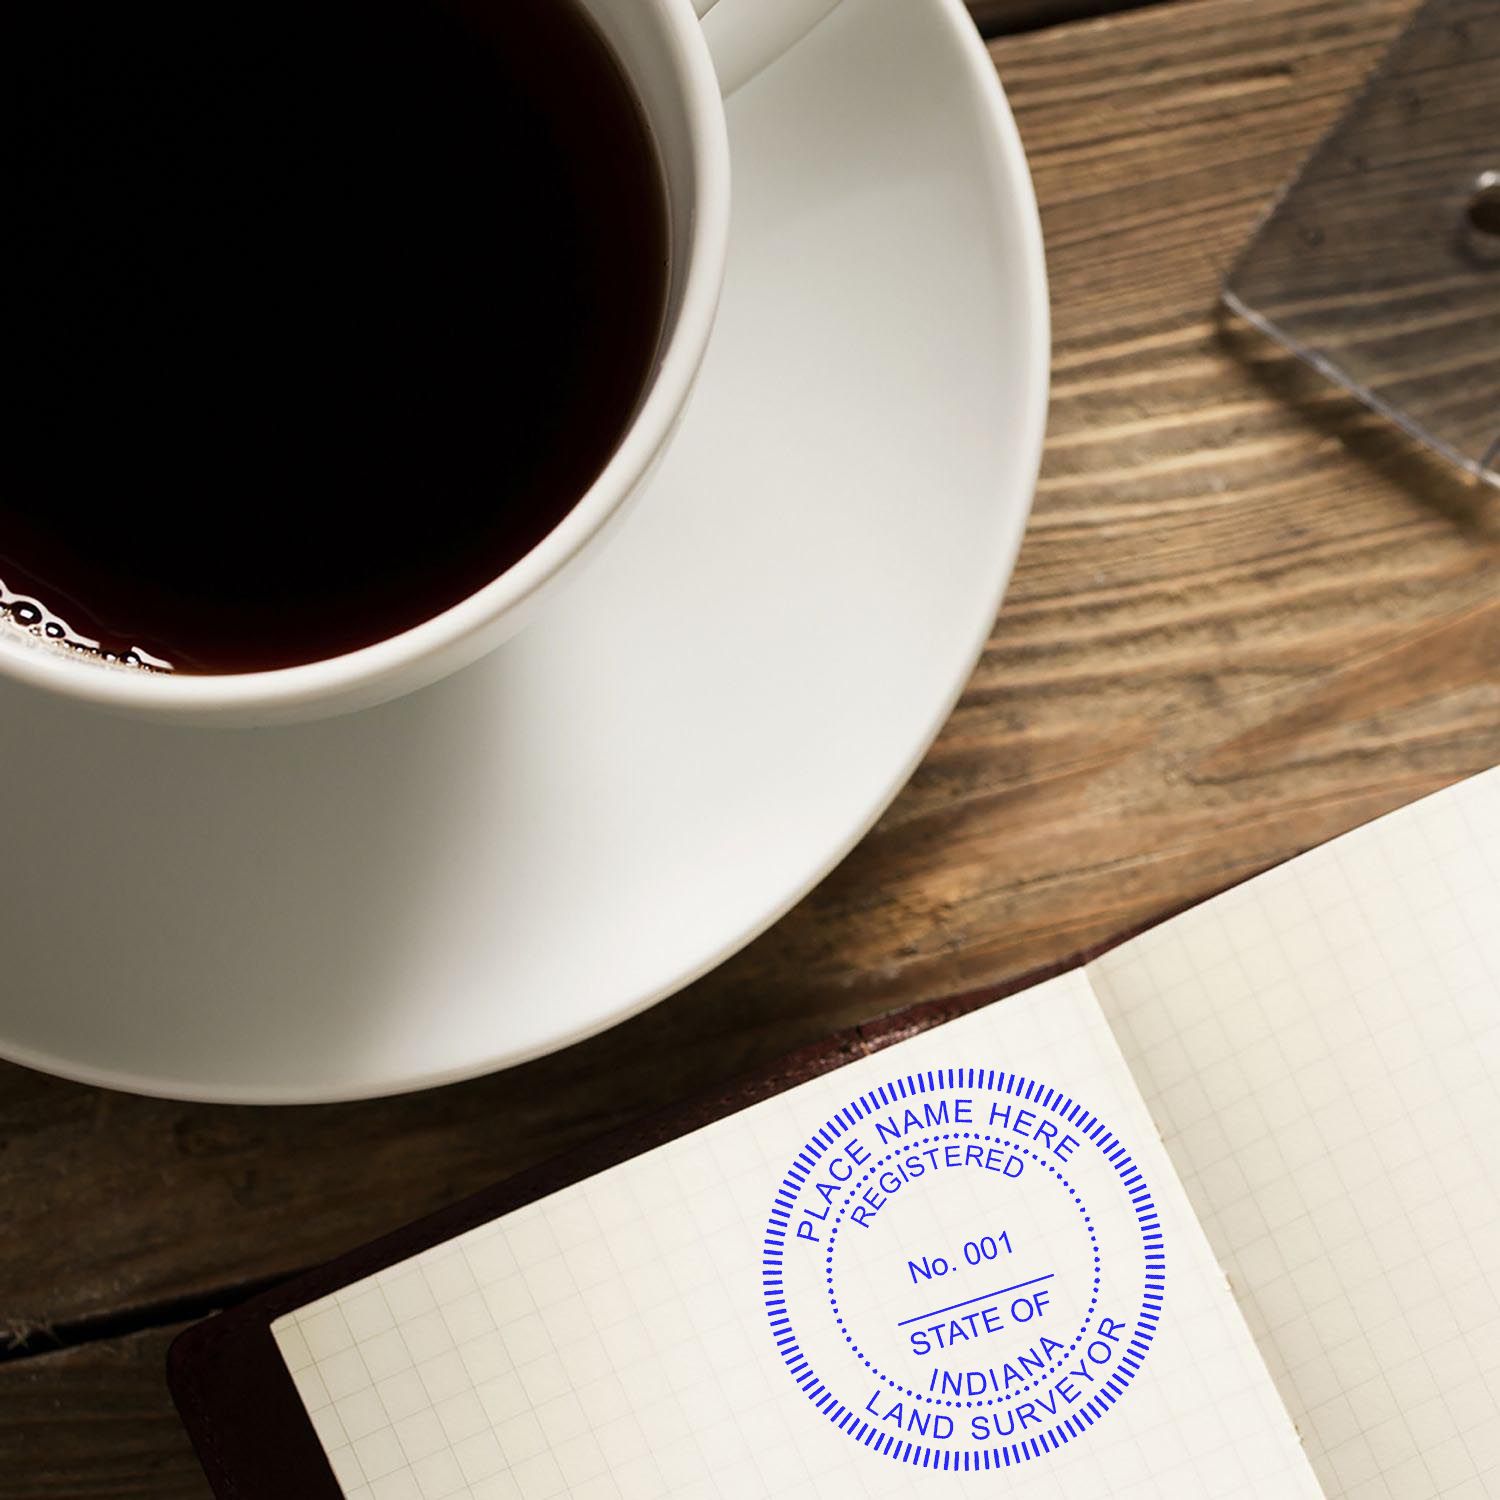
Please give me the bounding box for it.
[169,768,1500,1500]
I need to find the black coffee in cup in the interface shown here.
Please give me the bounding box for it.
[3,0,668,673]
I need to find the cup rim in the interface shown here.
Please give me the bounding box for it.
[0,0,732,723]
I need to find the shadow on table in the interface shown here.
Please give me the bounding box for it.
[1215,309,1500,543]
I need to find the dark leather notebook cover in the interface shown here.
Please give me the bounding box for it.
[167,962,1085,1497]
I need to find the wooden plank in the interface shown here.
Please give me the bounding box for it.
[4,0,1495,1372]
[0,1325,208,1500]
[4,0,1498,1486]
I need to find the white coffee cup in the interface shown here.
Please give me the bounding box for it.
[0,0,839,727]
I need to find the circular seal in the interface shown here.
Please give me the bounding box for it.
[763,1068,1164,1470]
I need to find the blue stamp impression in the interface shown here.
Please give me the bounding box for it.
[763,1068,1165,1470]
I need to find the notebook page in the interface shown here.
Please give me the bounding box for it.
[271,970,1317,1500]
[1089,768,1500,1500]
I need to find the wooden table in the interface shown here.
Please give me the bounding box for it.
[4,0,1496,1492]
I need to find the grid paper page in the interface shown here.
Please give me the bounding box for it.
[1090,768,1500,1500]
[272,969,1318,1499]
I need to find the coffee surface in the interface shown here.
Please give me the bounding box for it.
[3,0,668,672]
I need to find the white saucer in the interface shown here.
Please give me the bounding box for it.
[0,0,1047,1103]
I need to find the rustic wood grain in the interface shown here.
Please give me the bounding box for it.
[2,0,1497,1490]
[0,1324,205,1500]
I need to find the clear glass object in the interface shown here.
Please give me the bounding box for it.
[1223,0,1499,488]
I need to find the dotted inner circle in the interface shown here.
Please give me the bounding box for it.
[824,1131,1101,1407]
[762,1066,1166,1472]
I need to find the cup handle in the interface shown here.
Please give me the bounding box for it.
[691,0,843,96]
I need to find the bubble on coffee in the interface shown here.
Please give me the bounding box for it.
[0,579,170,672]
[3,0,668,676]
